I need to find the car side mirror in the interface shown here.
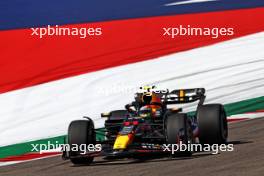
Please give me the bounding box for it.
[101,112,112,118]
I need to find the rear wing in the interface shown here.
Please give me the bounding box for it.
[161,88,206,105]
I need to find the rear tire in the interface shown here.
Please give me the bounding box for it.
[197,104,228,145]
[68,119,95,165]
[165,113,193,157]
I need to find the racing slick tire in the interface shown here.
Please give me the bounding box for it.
[165,113,193,157]
[68,119,95,165]
[197,104,228,145]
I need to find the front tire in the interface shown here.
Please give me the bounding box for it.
[68,119,95,165]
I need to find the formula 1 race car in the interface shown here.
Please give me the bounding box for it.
[63,87,228,165]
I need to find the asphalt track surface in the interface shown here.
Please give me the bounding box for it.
[1,118,264,176]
